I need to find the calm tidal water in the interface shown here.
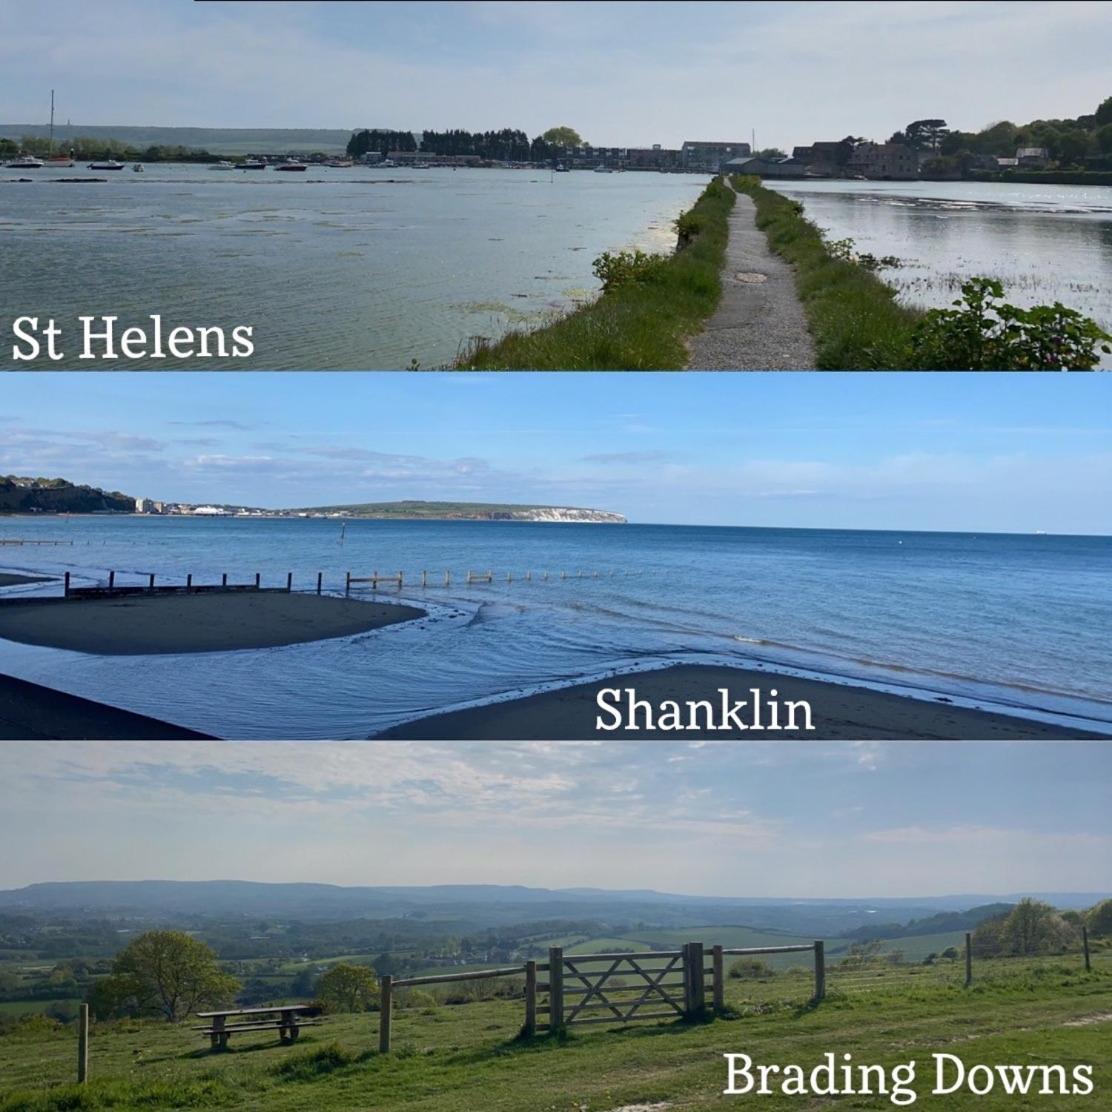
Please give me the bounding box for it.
[1,516,1109,739]
[0,164,707,369]
[768,179,1112,365]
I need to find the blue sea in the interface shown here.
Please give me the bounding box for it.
[0,516,1109,738]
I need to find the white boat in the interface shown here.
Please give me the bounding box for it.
[7,155,45,169]
[594,163,612,173]
[323,158,353,168]
[133,163,144,173]
[209,160,236,170]
[87,160,125,170]
[273,160,307,172]
[238,159,267,170]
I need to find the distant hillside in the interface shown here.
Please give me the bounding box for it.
[0,124,353,155]
[845,902,1015,941]
[0,475,133,514]
[291,500,627,523]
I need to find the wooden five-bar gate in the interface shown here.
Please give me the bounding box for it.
[378,940,823,1052]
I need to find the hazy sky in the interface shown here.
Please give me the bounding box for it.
[3,1,1110,147]
[2,740,1109,896]
[2,372,1110,532]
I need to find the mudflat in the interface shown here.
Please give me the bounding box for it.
[0,672,213,740]
[378,663,1099,741]
[0,592,425,655]
[0,573,55,587]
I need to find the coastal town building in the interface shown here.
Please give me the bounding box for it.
[724,155,808,178]
[681,140,751,172]
[848,141,919,180]
[1016,146,1049,167]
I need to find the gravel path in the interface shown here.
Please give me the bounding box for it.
[686,188,816,369]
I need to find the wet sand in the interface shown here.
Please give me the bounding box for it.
[378,663,1100,740]
[0,673,213,740]
[0,573,55,587]
[0,592,425,655]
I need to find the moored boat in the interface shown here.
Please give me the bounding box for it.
[238,159,267,170]
[7,155,45,169]
[323,158,353,168]
[46,155,75,168]
[274,160,307,172]
[209,160,236,170]
[87,160,125,170]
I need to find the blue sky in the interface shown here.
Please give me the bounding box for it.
[2,372,1110,532]
[2,2,1109,147]
[1,740,1109,896]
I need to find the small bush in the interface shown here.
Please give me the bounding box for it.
[911,277,1112,370]
[729,958,774,981]
[592,249,669,292]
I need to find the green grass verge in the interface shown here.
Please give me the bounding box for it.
[731,175,922,369]
[2,956,1108,1110]
[456,178,735,370]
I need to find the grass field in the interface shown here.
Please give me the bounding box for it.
[1,954,1107,1111]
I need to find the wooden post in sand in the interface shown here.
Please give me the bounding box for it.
[345,571,351,595]
[286,572,293,593]
[77,1003,89,1084]
[108,570,115,591]
[378,976,392,1053]
[316,572,323,595]
[63,571,70,598]
[221,573,227,587]
[148,573,155,590]
[254,572,261,589]
[186,573,192,594]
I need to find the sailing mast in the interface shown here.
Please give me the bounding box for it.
[49,89,55,154]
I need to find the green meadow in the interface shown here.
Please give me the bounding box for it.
[2,954,1108,1111]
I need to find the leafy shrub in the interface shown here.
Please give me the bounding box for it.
[591,249,669,292]
[272,1041,357,1081]
[911,277,1111,369]
[728,958,774,981]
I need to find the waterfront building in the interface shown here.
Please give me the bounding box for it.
[848,141,919,180]
[681,140,751,172]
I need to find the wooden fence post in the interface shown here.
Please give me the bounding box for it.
[286,572,293,592]
[378,975,392,1053]
[965,932,973,987]
[77,1003,89,1084]
[813,940,825,1002]
[108,570,115,591]
[63,571,70,598]
[1082,926,1091,972]
[345,571,351,595]
[548,947,564,1033]
[254,572,261,589]
[149,573,155,590]
[712,945,725,1012]
[186,573,192,593]
[523,960,537,1036]
[316,572,323,595]
[688,941,705,1015]
[221,572,227,587]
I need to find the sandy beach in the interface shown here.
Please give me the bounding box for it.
[0,673,214,740]
[378,663,1101,741]
[0,573,56,587]
[0,592,425,655]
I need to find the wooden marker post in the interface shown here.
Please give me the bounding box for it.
[149,573,155,590]
[814,940,825,1002]
[345,571,351,595]
[221,572,227,587]
[523,960,537,1036]
[712,945,725,1012]
[548,947,564,1033]
[378,975,392,1053]
[108,570,115,591]
[965,932,973,987]
[1083,926,1091,972]
[186,573,192,593]
[254,572,261,588]
[286,572,293,592]
[316,572,323,595]
[63,571,70,598]
[77,1003,89,1083]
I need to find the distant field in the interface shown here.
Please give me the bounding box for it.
[0,125,354,155]
[0,955,1107,1111]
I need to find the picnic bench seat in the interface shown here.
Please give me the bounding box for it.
[194,1004,322,1049]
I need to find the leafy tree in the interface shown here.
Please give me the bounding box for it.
[728,958,773,980]
[89,930,239,1022]
[1055,130,1092,165]
[1086,899,1112,937]
[904,119,949,150]
[756,147,787,160]
[542,126,584,148]
[315,963,379,1013]
[1095,96,1112,127]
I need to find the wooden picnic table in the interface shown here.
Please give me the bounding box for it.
[194,1003,322,1049]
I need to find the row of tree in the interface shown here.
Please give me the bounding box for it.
[971,898,1111,959]
[346,125,586,162]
